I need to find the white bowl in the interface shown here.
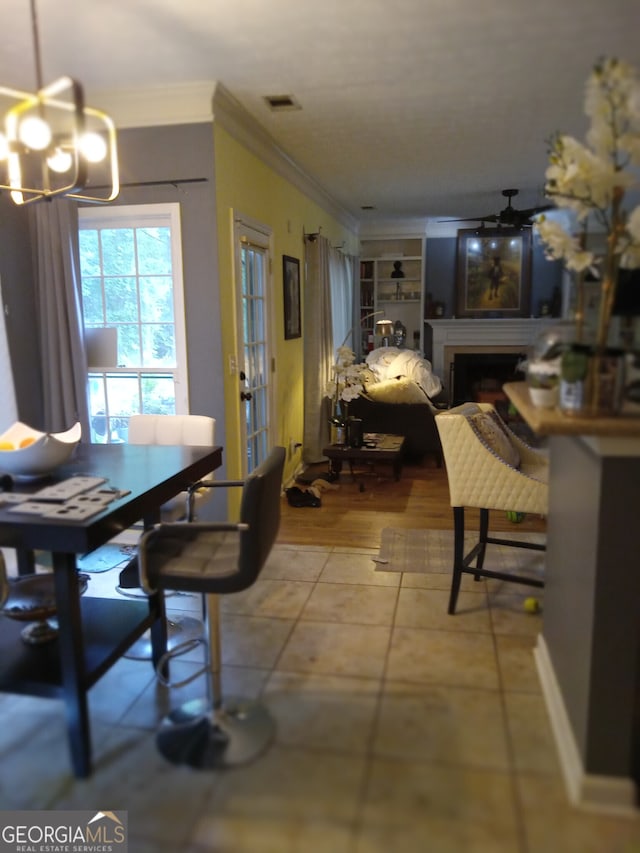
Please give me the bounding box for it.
[0,421,82,479]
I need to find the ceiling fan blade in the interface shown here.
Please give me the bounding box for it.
[437,214,499,224]
[518,204,553,219]
[437,191,551,226]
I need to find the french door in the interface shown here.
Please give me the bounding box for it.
[234,216,274,475]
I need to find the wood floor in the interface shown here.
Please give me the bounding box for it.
[278,456,546,550]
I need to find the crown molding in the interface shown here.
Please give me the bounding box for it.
[91,80,358,233]
[359,219,429,239]
[92,81,217,128]
[211,82,358,234]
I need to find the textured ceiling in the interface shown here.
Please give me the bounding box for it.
[0,0,637,225]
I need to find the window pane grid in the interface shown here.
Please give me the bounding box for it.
[80,205,186,443]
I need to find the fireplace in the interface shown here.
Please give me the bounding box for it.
[426,318,555,403]
[450,350,526,407]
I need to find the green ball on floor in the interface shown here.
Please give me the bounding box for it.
[506,511,525,523]
[524,597,541,614]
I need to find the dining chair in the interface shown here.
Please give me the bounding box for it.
[117,414,216,658]
[127,414,217,522]
[137,446,286,769]
[435,402,548,614]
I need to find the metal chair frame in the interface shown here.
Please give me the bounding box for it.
[137,447,285,769]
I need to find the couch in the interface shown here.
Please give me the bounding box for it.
[348,347,444,465]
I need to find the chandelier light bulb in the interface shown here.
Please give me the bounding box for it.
[79,131,107,163]
[47,146,73,173]
[18,115,52,150]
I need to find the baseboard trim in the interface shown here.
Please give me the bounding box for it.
[534,634,638,816]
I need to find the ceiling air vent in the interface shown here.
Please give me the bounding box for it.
[264,94,301,112]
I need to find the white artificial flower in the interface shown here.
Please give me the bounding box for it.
[620,244,640,269]
[326,346,367,405]
[626,206,640,243]
[545,135,630,219]
[336,345,356,367]
[540,57,640,353]
[341,383,363,402]
[534,217,595,272]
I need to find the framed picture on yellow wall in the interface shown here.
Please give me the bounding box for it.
[283,255,301,339]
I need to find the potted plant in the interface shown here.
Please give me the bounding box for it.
[523,357,561,408]
[326,345,367,444]
[534,57,640,415]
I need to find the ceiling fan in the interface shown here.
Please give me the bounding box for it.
[444,188,551,228]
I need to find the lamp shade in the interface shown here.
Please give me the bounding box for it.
[376,320,394,337]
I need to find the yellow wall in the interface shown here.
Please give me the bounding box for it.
[213,124,358,486]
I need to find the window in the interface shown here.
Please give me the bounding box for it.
[79,203,188,443]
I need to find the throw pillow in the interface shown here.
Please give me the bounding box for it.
[365,377,429,404]
[468,411,520,469]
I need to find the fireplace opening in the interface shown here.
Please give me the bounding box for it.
[450,352,526,411]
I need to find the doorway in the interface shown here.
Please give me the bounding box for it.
[233,216,274,475]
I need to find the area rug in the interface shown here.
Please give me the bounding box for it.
[373,528,545,575]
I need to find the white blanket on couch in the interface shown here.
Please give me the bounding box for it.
[366,347,442,399]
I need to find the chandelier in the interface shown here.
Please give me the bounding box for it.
[0,0,119,205]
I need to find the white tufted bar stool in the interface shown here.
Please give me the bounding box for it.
[435,403,548,614]
[118,414,217,659]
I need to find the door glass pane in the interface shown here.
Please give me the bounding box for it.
[240,240,270,473]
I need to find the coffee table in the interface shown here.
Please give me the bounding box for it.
[322,434,405,481]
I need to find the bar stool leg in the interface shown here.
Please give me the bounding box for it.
[156,593,275,769]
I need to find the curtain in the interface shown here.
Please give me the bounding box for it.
[302,236,334,463]
[330,247,356,350]
[29,200,90,437]
[302,236,358,463]
[0,278,18,432]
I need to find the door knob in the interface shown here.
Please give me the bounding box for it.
[240,391,253,401]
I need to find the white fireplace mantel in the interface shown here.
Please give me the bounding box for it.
[426,318,556,391]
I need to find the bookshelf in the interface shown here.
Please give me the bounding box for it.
[358,237,425,356]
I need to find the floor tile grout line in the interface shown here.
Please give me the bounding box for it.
[259,548,332,702]
[349,568,403,843]
[491,607,531,853]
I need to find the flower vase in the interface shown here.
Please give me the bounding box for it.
[559,345,590,415]
[330,401,347,445]
[560,345,625,416]
[585,348,625,416]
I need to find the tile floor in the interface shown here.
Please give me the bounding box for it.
[1,543,640,852]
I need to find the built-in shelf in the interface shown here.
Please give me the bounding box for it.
[359,237,425,355]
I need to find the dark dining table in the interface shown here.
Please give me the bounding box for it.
[0,441,223,778]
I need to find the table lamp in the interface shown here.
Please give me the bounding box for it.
[376,319,394,347]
